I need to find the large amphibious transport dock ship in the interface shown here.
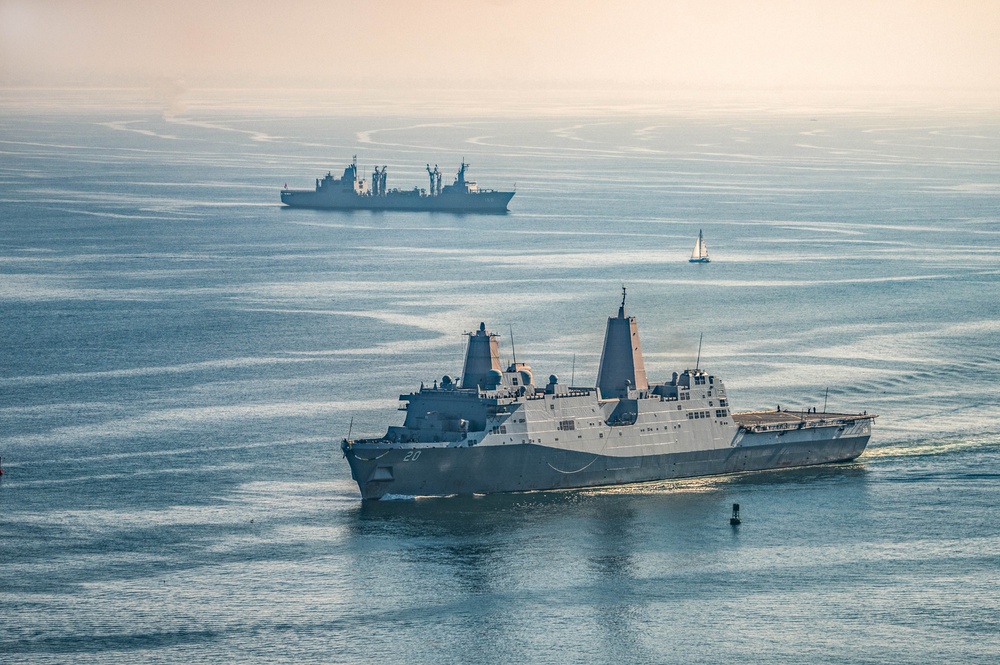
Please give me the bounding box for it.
[281,158,514,212]
[342,291,875,499]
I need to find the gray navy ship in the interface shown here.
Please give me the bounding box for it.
[342,290,876,500]
[281,157,514,212]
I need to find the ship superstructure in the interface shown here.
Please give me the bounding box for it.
[342,291,875,499]
[280,157,514,212]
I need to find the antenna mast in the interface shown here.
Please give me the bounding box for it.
[695,332,704,370]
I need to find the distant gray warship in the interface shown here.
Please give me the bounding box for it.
[281,157,514,212]
[342,290,876,500]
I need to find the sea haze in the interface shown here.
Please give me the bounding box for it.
[1,102,999,664]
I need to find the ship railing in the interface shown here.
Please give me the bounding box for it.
[738,414,872,433]
[525,389,592,401]
[741,423,803,433]
[345,436,391,446]
[346,435,469,448]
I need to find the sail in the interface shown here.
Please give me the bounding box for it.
[691,230,709,261]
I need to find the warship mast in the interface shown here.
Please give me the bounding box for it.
[460,322,502,389]
[596,286,649,399]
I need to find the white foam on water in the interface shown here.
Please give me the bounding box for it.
[46,207,186,221]
[164,116,282,143]
[98,120,180,141]
[11,463,258,490]
[0,355,320,385]
[923,183,1000,194]
[863,434,1000,459]
[27,437,332,466]
[579,473,742,497]
[4,400,394,448]
[14,478,353,527]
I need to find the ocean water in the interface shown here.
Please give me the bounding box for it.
[2,97,999,663]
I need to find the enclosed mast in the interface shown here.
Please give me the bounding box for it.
[460,322,502,389]
[596,287,649,399]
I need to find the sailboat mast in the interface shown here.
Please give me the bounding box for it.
[689,229,710,263]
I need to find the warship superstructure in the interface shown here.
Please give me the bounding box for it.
[342,291,875,499]
[281,158,514,212]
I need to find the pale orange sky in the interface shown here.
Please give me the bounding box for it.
[1,0,998,101]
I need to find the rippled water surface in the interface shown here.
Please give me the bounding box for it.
[2,102,999,663]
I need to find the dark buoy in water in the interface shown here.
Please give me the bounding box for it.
[730,503,741,525]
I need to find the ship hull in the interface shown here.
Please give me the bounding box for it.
[343,429,870,500]
[280,190,514,213]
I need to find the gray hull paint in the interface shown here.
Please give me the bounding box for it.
[282,160,513,213]
[338,300,876,501]
[344,432,870,500]
[280,190,514,213]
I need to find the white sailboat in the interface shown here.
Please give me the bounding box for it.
[689,229,710,263]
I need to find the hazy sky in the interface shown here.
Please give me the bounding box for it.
[1,0,998,100]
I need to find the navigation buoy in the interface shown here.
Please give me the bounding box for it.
[730,503,741,525]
